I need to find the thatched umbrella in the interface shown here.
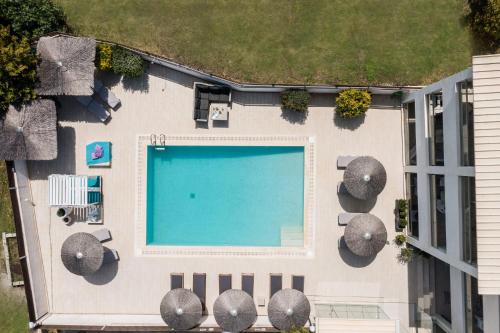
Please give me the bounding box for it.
[160,288,202,330]
[268,289,310,330]
[343,156,387,200]
[61,232,104,276]
[0,100,57,160]
[36,36,96,96]
[344,214,387,257]
[213,289,257,332]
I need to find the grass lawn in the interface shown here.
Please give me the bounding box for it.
[0,162,29,332]
[57,0,472,86]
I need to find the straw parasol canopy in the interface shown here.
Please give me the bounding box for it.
[61,232,104,276]
[160,288,203,330]
[36,36,96,96]
[344,214,387,257]
[343,156,387,200]
[268,289,311,330]
[0,100,57,160]
[213,289,257,332]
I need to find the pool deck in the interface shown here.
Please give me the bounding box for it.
[25,64,409,329]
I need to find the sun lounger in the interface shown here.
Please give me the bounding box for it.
[193,273,206,310]
[92,228,111,242]
[242,274,254,297]
[171,273,184,289]
[337,155,357,169]
[337,182,349,195]
[292,275,305,292]
[338,212,362,226]
[94,80,121,109]
[270,274,282,298]
[75,95,110,122]
[219,274,232,294]
[103,248,119,264]
[48,175,102,207]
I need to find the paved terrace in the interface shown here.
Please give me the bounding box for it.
[25,64,409,329]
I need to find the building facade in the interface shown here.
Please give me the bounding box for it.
[403,55,500,333]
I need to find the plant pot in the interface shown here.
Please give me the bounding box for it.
[62,216,72,224]
[57,207,73,219]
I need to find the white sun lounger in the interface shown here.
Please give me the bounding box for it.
[92,228,111,242]
[337,155,357,169]
[338,212,362,226]
[94,80,121,109]
[48,175,102,207]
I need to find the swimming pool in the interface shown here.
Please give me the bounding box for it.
[146,145,305,247]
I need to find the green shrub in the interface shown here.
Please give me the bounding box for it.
[96,43,113,71]
[111,46,145,77]
[335,89,371,119]
[0,26,37,113]
[281,90,310,113]
[284,326,309,333]
[398,247,414,264]
[394,234,406,247]
[466,0,500,49]
[0,0,66,39]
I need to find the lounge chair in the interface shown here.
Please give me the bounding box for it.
[338,212,362,226]
[75,95,110,122]
[337,182,349,195]
[87,176,102,205]
[242,274,254,297]
[219,274,232,294]
[337,155,357,169]
[193,273,206,311]
[48,175,102,207]
[92,228,111,242]
[292,275,305,292]
[103,248,119,264]
[270,274,282,298]
[171,273,184,289]
[94,80,121,109]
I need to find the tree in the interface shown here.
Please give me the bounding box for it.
[0,0,66,39]
[466,0,500,50]
[0,26,37,113]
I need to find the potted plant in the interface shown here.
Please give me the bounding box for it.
[281,89,310,113]
[335,88,371,119]
[394,234,406,247]
[62,216,72,224]
[398,247,414,264]
[395,199,408,231]
[56,207,73,219]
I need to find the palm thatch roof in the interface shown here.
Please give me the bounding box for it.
[160,288,202,330]
[0,99,57,160]
[268,289,311,330]
[36,36,96,96]
[61,232,104,276]
[343,156,387,200]
[213,289,257,332]
[344,214,387,257]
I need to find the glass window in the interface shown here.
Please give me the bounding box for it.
[461,177,477,265]
[404,101,417,165]
[464,274,483,333]
[406,173,419,238]
[427,91,444,166]
[434,258,452,324]
[459,81,474,166]
[430,174,446,250]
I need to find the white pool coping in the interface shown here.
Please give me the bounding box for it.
[135,134,316,257]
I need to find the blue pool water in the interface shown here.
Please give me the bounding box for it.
[146,145,304,246]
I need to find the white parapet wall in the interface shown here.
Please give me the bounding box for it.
[472,54,500,295]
